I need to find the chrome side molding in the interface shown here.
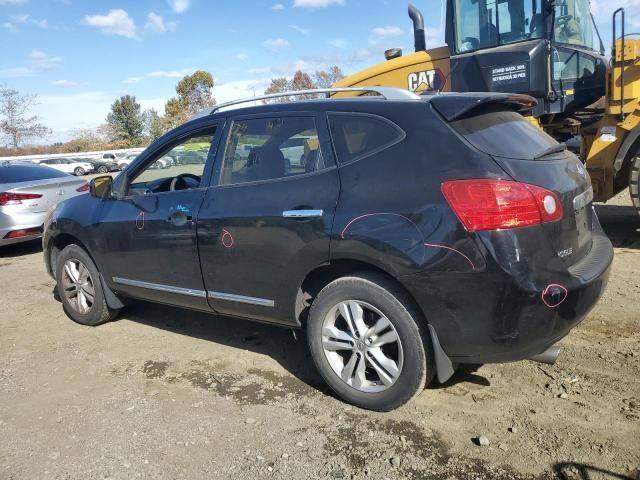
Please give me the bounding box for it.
[207,291,275,307]
[112,277,207,298]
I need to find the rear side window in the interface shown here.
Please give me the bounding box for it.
[0,164,69,183]
[328,113,405,164]
[451,110,558,159]
[219,116,325,186]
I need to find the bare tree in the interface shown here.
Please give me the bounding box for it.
[0,85,51,148]
[313,66,345,89]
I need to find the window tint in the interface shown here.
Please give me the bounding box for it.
[129,132,215,194]
[328,114,404,164]
[220,117,324,185]
[451,110,559,159]
[0,164,69,183]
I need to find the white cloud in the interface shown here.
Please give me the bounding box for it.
[145,12,176,33]
[2,50,63,76]
[329,38,348,49]
[51,80,82,88]
[236,53,249,61]
[84,9,137,39]
[167,0,190,14]
[288,24,309,35]
[293,0,344,8]
[212,79,270,105]
[3,13,47,31]
[371,26,403,37]
[123,68,195,83]
[271,3,284,10]
[264,38,291,50]
[29,49,48,60]
[0,0,28,5]
[148,69,195,78]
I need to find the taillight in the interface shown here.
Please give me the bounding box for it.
[0,192,43,206]
[4,227,42,239]
[76,183,89,192]
[441,179,563,231]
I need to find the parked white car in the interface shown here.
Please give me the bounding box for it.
[117,154,138,170]
[39,158,94,176]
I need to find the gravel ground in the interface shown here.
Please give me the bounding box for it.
[0,191,638,480]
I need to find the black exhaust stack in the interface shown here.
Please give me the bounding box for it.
[408,4,426,52]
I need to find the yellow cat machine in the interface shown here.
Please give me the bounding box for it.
[334,4,640,212]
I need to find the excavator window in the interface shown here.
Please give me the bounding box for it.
[553,0,594,49]
[454,0,543,52]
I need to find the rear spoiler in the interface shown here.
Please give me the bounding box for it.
[428,93,537,122]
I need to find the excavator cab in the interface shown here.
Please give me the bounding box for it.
[444,0,607,117]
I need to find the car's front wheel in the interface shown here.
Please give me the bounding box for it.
[73,167,85,176]
[56,244,120,326]
[307,272,434,411]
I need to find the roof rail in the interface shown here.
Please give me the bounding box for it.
[192,86,421,119]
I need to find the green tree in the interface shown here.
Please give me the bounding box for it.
[313,66,345,88]
[144,108,164,141]
[164,70,216,129]
[0,85,51,148]
[106,95,145,147]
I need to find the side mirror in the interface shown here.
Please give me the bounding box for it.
[90,175,113,199]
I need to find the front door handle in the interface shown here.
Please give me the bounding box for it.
[282,209,323,218]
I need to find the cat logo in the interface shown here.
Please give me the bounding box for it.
[407,69,446,92]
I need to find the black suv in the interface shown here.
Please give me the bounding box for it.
[43,88,612,411]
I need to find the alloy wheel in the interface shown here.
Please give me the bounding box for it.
[61,258,95,314]
[321,300,404,393]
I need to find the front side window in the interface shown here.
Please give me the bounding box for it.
[455,0,544,52]
[328,114,404,164]
[128,132,215,195]
[219,116,324,186]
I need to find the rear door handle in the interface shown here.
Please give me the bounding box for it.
[167,212,193,225]
[282,209,323,218]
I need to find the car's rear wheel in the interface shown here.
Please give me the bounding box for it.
[97,166,108,174]
[73,167,85,176]
[56,244,119,326]
[306,272,434,411]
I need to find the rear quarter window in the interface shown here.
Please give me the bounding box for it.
[451,110,558,159]
[0,164,70,183]
[328,113,405,164]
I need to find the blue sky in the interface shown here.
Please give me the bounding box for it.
[0,0,635,143]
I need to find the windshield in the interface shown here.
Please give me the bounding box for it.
[454,0,544,52]
[554,0,594,48]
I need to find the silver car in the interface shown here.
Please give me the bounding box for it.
[0,161,88,246]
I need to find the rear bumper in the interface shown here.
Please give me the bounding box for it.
[401,231,613,364]
[0,210,47,247]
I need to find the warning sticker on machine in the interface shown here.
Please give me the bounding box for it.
[491,64,527,84]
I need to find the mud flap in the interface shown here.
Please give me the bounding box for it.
[427,324,455,383]
[99,273,126,310]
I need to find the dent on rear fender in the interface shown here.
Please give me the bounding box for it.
[336,207,485,273]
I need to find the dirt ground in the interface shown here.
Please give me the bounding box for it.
[0,192,638,480]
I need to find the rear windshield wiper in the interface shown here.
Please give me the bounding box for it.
[534,143,567,159]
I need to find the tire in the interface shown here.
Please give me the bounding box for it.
[74,167,85,176]
[97,166,108,174]
[630,151,640,214]
[55,244,120,326]
[306,272,434,411]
